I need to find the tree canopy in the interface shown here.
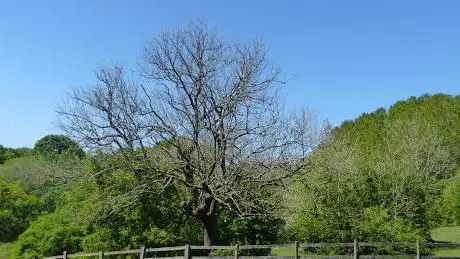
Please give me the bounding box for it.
[34,134,85,158]
[288,94,460,243]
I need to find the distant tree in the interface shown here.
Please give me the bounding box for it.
[0,146,34,164]
[58,22,319,245]
[13,147,35,157]
[34,134,85,158]
[0,145,5,164]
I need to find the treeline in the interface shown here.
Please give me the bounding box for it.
[0,145,33,164]
[287,94,460,243]
[1,135,283,258]
[2,95,459,258]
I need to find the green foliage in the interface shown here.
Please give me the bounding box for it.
[220,213,284,245]
[289,94,460,244]
[0,145,7,164]
[9,153,202,258]
[5,93,460,258]
[9,148,287,257]
[34,134,85,158]
[0,145,32,164]
[0,156,48,194]
[218,212,284,255]
[10,179,96,258]
[80,203,185,252]
[388,94,460,162]
[81,224,179,252]
[356,207,420,241]
[0,177,41,242]
[0,154,88,213]
[428,169,460,226]
[10,212,86,259]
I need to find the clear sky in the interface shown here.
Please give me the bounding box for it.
[1,0,459,147]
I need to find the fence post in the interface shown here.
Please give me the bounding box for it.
[234,244,239,259]
[184,244,190,259]
[140,246,146,259]
[295,241,299,259]
[99,250,104,259]
[62,251,67,259]
[416,240,421,259]
[354,239,358,259]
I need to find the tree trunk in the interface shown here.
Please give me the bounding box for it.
[201,214,220,246]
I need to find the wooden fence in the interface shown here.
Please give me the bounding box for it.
[44,241,460,259]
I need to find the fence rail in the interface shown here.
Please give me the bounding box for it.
[44,241,460,259]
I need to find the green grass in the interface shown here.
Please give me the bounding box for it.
[271,247,296,256]
[0,242,13,259]
[431,226,460,256]
[272,227,460,257]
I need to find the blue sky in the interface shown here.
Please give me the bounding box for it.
[1,0,459,147]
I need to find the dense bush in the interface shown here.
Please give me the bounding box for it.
[34,134,85,158]
[0,177,41,242]
[9,212,86,259]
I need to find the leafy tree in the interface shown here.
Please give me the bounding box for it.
[10,179,97,258]
[9,212,87,259]
[0,154,87,213]
[0,177,41,242]
[34,134,85,158]
[428,168,460,226]
[387,94,460,162]
[0,156,47,194]
[289,94,459,243]
[356,207,420,242]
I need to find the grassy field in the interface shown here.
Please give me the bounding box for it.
[272,226,460,256]
[1,227,458,258]
[431,226,460,256]
[271,247,296,256]
[0,242,13,259]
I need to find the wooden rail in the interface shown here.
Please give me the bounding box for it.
[44,241,460,259]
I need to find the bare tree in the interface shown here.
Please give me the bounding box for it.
[58,22,318,245]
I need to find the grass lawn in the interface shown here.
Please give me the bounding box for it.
[272,227,460,256]
[431,226,460,256]
[271,246,296,256]
[0,242,13,259]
